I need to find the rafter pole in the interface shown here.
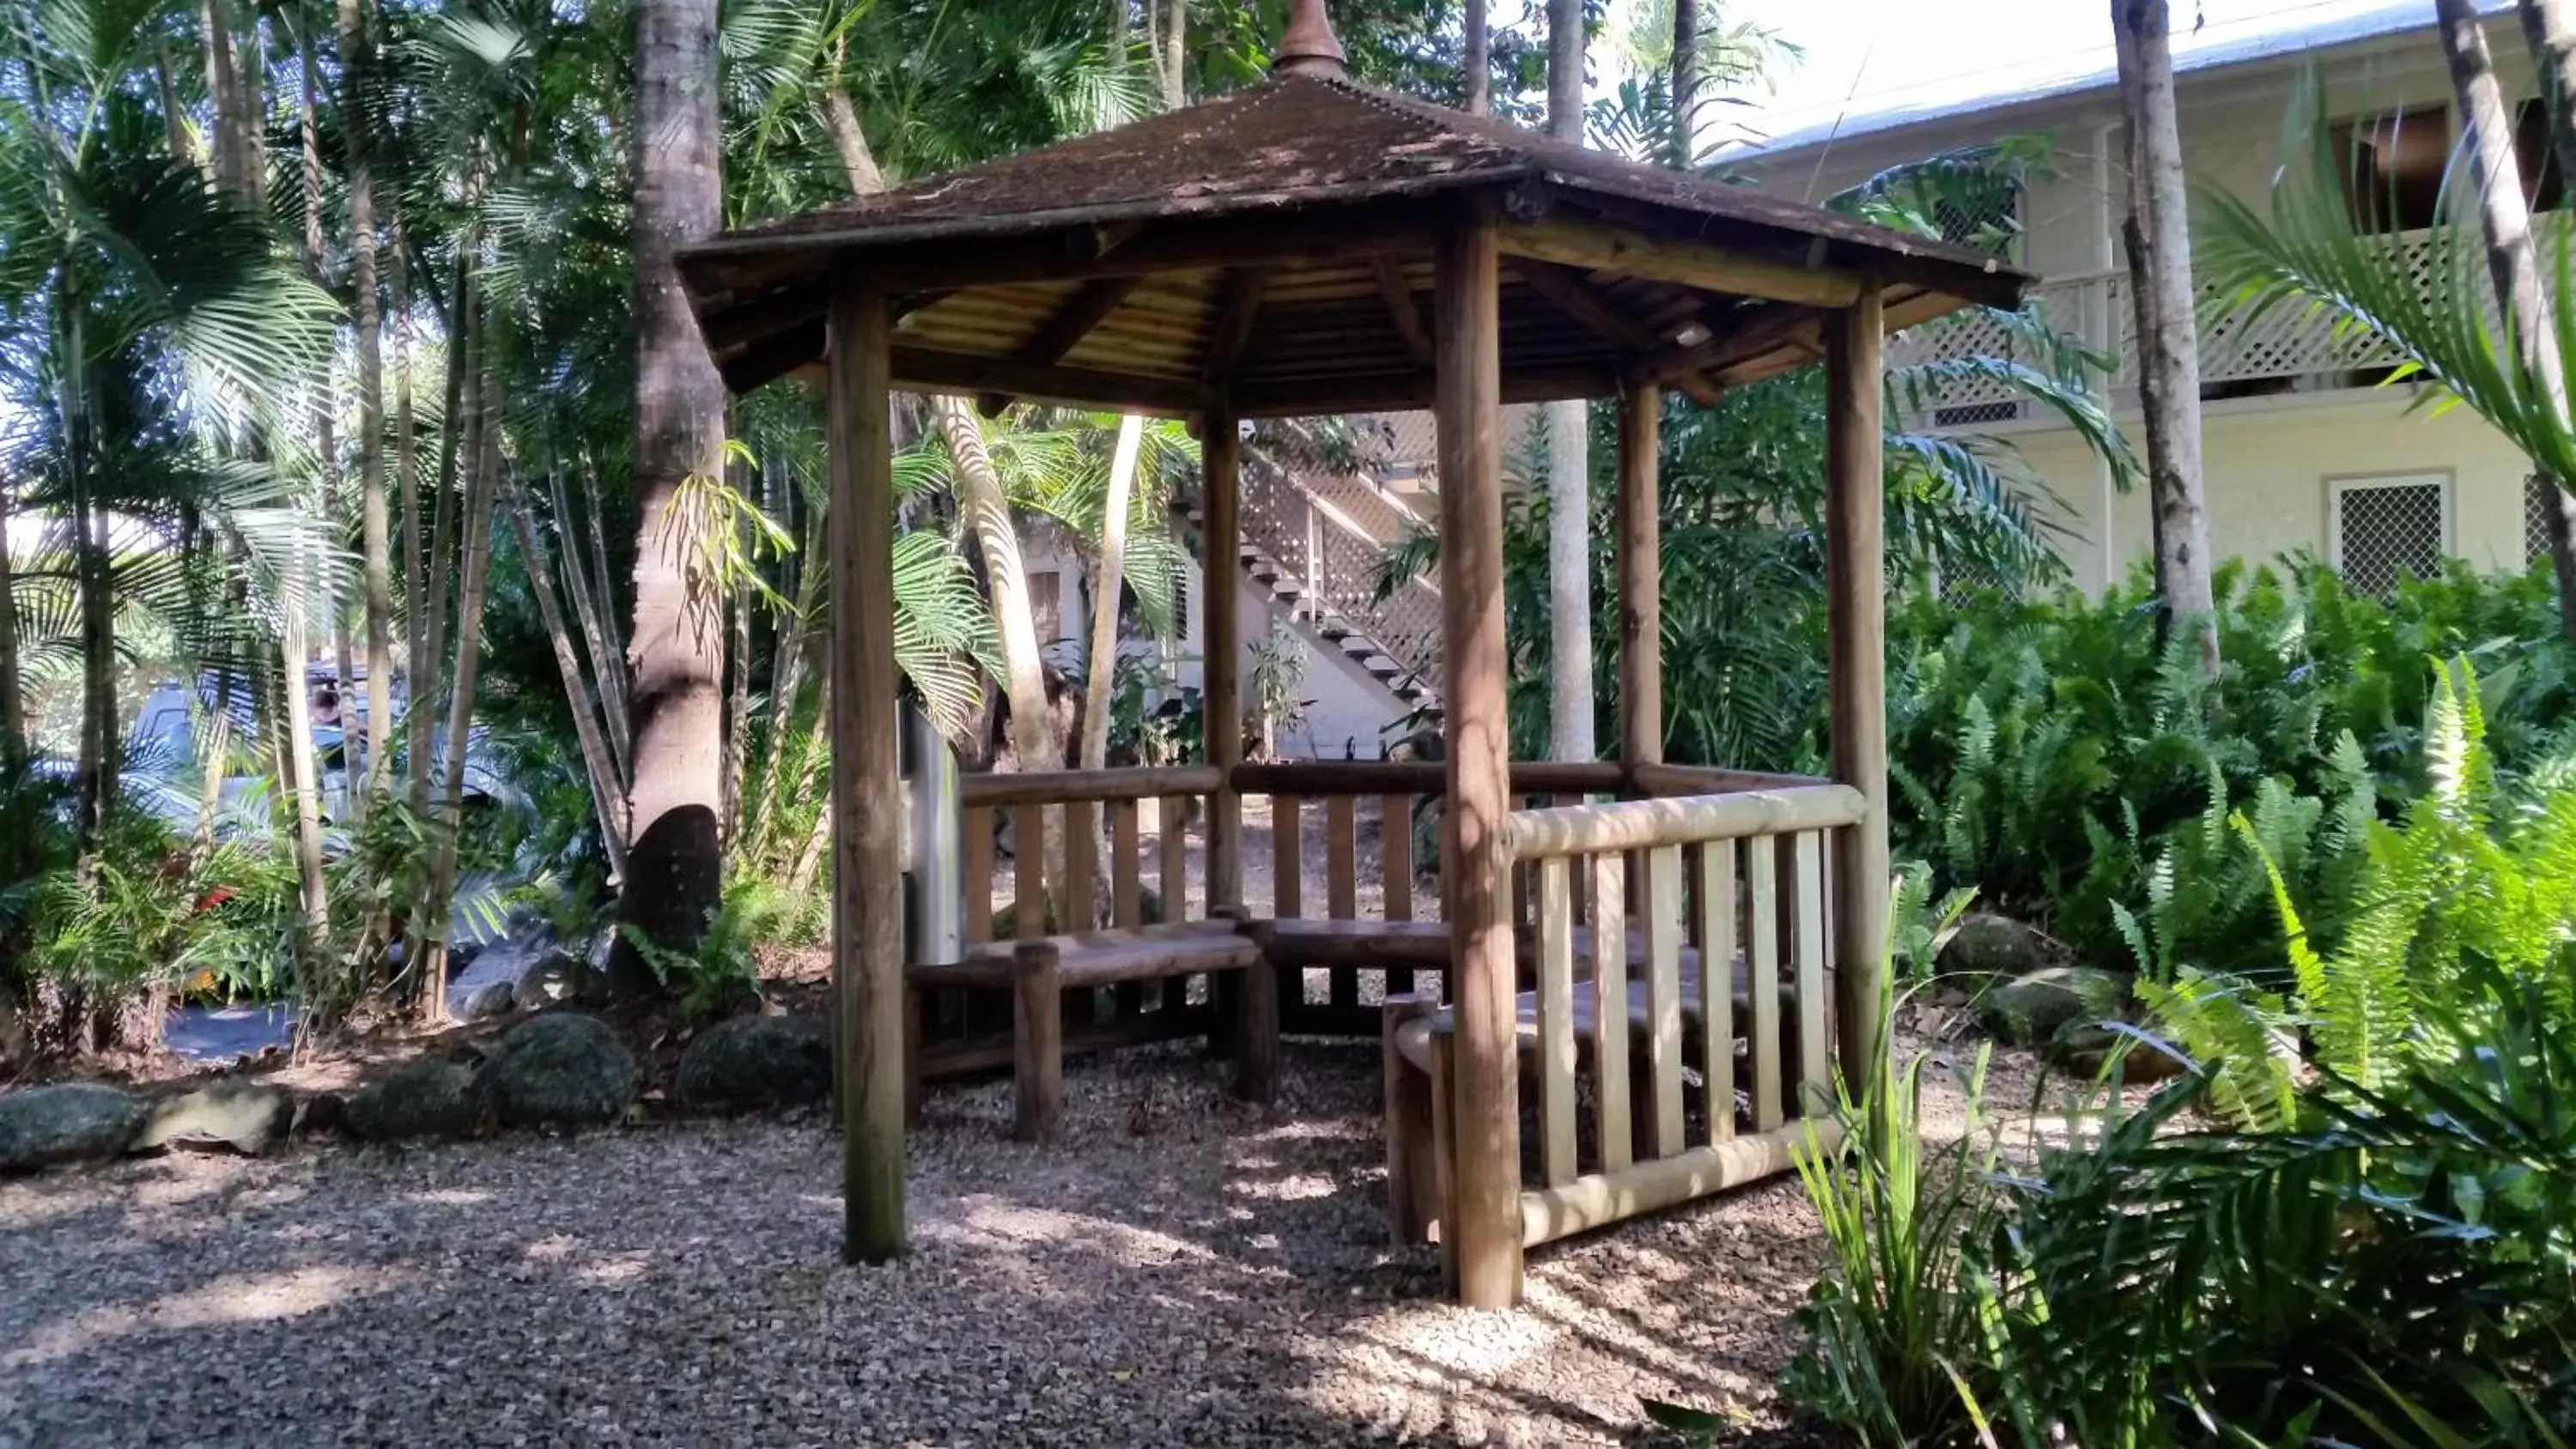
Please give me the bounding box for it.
[1200,264,1272,389]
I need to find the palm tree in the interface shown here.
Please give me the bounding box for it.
[616,0,728,985]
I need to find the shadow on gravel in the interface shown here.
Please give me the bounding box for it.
[0,1038,1780,1446]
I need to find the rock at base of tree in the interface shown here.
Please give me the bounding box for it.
[516,953,598,1008]
[461,980,517,1022]
[1979,966,2132,1047]
[0,1082,148,1171]
[1938,913,2069,981]
[475,1013,638,1130]
[295,1092,348,1137]
[134,1080,295,1156]
[676,1013,831,1113]
[346,1059,484,1142]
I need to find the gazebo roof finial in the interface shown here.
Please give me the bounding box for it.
[1273,0,1347,81]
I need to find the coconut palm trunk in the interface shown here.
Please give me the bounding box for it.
[1464,0,1488,113]
[2111,0,2219,673]
[1672,0,1698,166]
[0,477,22,767]
[1545,0,1595,762]
[611,0,728,989]
[1079,415,1145,776]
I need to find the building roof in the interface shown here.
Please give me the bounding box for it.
[1745,0,2511,161]
[677,72,2029,415]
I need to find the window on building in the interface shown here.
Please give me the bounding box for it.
[2330,475,2449,596]
[2516,100,2568,213]
[2333,107,2451,233]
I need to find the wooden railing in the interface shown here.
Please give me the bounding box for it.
[1234,760,1626,1033]
[1499,784,1863,1248]
[930,759,1842,1075]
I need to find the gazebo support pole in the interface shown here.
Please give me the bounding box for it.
[1825,288,1889,1101]
[1203,410,1243,912]
[1434,203,1523,1308]
[827,271,908,1264]
[1616,381,1662,776]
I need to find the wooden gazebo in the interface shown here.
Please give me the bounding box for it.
[678,1,2024,1309]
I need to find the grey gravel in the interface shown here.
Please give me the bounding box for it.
[0,1038,1902,1447]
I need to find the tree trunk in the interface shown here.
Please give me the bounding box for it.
[0,478,23,767]
[506,478,632,879]
[277,621,331,967]
[298,23,356,800]
[1160,0,1183,106]
[2111,0,2219,673]
[1672,0,1699,167]
[413,250,471,815]
[2515,0,2576,630]
[1080,415,1144,773]
[420,345,505,1022]
[820,89,884,196]
[613,0,729,989]
[392,204,424,800]
[550,464,630,779]
[582,450,632,744]
[339,0,394,799]
[1545,0,1595,762]
[1464,0,1488,113]
[938,395,1072,921]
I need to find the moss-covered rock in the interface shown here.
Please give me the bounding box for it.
[1979,966,2131,1047]
[1938,913,2069,980]
[474,1012,637,1130]
[346,1058,484,1142]
[0,1082,147,1171]
[676,1013,831,1112]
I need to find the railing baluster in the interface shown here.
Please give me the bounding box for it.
[1380,792,1415,997]
[1698,840,1738,1143]
[1536,856,1577,1187]
[1063,798,1097,935]
[1326,793,1358,1011]
[1794,829,1830,1119]
[1591,851,1631,1173]
[1158,795,1189,923]
[1644,844,1685,1161]
[1748,835,1782,1131]
[1275,795,1303,919]
[963,805,993,946]
[1013,803,1044,940]
[1110,800,1142,927]
[1109,800,1143,1019]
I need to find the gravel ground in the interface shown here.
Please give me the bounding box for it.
[0,1030,2031,1449]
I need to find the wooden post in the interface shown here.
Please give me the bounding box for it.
[826,273,906,1264]
[1204,414,1244,912]
[1433,203,1523,1308]
[1383,994,1439,1242]
[1826,288,1890,1096]
[1012,939,1064,1143]
[1616,381,1662,773]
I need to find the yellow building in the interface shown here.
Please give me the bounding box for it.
[1739,0,2552,595]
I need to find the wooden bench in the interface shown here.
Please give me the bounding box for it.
[905,918,1273,1143]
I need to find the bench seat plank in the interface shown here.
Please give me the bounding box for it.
[911,919,1261,990]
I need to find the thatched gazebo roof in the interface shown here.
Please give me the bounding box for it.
[678,73,2028,413]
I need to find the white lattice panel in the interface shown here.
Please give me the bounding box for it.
[2332,477,2445,597]
[2530,475,2561,565]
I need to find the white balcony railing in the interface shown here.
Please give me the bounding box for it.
[1884,219,2527,427]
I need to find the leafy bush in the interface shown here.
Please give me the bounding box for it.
[1888,557,2576,976]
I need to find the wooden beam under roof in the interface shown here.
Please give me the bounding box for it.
[1509,260,1722,407]
[893,347,1204,416]
[1370,258,1433,368]
[975,275,1145,415]
[1199,264,1272,391]
[1499,216,1864,310]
